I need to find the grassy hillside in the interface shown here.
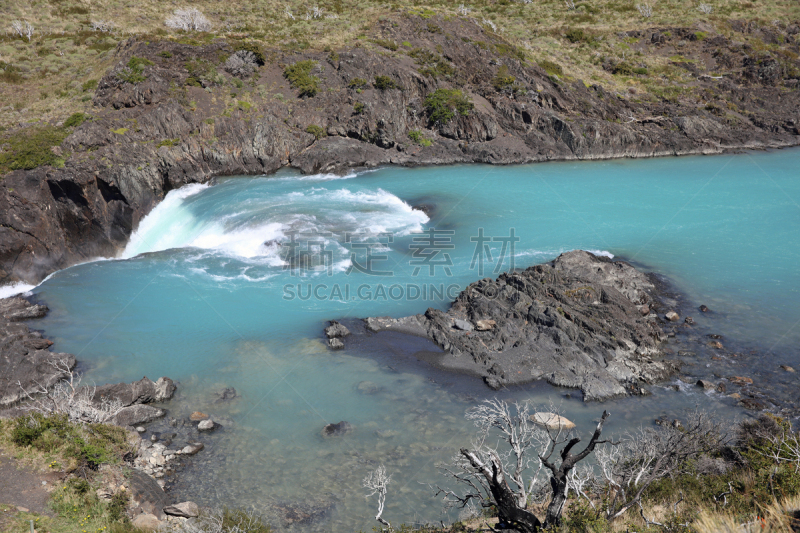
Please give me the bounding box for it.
[1,0,798,133]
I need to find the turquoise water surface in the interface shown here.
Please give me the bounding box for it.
[18,148,800,530]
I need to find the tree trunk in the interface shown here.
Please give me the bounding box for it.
[544,473,568,526]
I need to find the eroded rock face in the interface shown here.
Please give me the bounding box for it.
[361,251,678,401]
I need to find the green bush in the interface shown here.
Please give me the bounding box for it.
[283,60,319,97]
[566,28,586,43]
[221,508,272,533]
[408,129,432,146]
[348,77,368,89]
[374,75,398,90]
[353,102,365,114]
[612,61,633,75]
[305,124,326,140]
[424,89,473,125]
[408,48,455,80]
[234,42,266,65]
[158,50,173,58]
[64,112,90,128]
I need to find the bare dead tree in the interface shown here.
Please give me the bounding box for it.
[564,0,576,10]
[11,20,34,42]
[434,399,612,532]
[697,3,713,14]
[595,409,728,522]
[364,465,392,529]
[637,2,654,18]
[90,20,115,33]
[165,8,212,32]
[17,358,124,424]
[743,415,800,473]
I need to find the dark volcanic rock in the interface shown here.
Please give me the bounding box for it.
[0,297,76,408]
[87,376,176,407]
[127,469,173,520]
[324,321,350,339]
[358,251,678,401]
[107,404,165,427]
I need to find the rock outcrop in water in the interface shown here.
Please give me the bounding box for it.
[359,251,678,401]
[1,15,799,284]
[0,297,76,408]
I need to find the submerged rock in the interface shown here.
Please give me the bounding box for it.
[354,251,677,401]
[328,338,345,350]
[530,412,576,430]
[215,387,237,402]
[322,421,352,437]
[197,419,215,431]
[665,311,680,322]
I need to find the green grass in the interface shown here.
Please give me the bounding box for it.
[408,129,433,146]
[373,75,398,90]
[0,125,70,173]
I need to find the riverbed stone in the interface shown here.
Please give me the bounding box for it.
[197,419,215,431]
[164,502,199,518]
[530,412,576,430]
[699,305,710,312]
[665,311,680,322]
[190,411,208,421]
[453,318,474,331]
[322,421,352,437]
[696,380,715,390]
[107,405,165,427]
[729,376,753,385]
[328,338,345,350]
[132,514,161,530]
[780,365,795,373]
[181,442,204,455]
[324,321,350,339]
[475,319,496,331]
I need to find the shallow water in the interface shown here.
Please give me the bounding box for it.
[16,148,800,530]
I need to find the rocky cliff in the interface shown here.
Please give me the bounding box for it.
[1,15,798,283]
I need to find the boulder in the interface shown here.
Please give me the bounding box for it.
[322,421,352,437]
[696,380,715,390]
[88,377,176,407]
[699,305,710,312]
[780,365,795,373]
[453,318,474,331]
[665,311,680,322]
[328,338,344,350]
[728,376,753,385]
[190,411,209,421]
[475,319,496,331]
[127,470,172,519]
[324,321,350,339]
[181,442,204,455]
[530,412,576,430]
[716,382,727,393]
[164,501,200,518]
[708,341,724,349]
[132,514,161,530]
[107,405,165,427]
[684,316,694,325]
[197,419,215,431]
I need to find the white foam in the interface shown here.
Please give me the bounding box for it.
[121,183,210,258]
[586,249,615,259]
[270,172,357,182]
[0,282,37,299]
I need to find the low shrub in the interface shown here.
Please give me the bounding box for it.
[63,112,90,128]
[408,129,432,146]
[538,59,564,77]
[374,75,398,90]
[424,88,473,125]
[234,42,266,65]
[566,27,586,43]
[371,38,398,51]
[353,102,365,114]
[305,124,326,140]
[283,60,319,97]
[117,56,153,84]
[81,79,98,91]
[0,126,70,172]
[348,77,368,89]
